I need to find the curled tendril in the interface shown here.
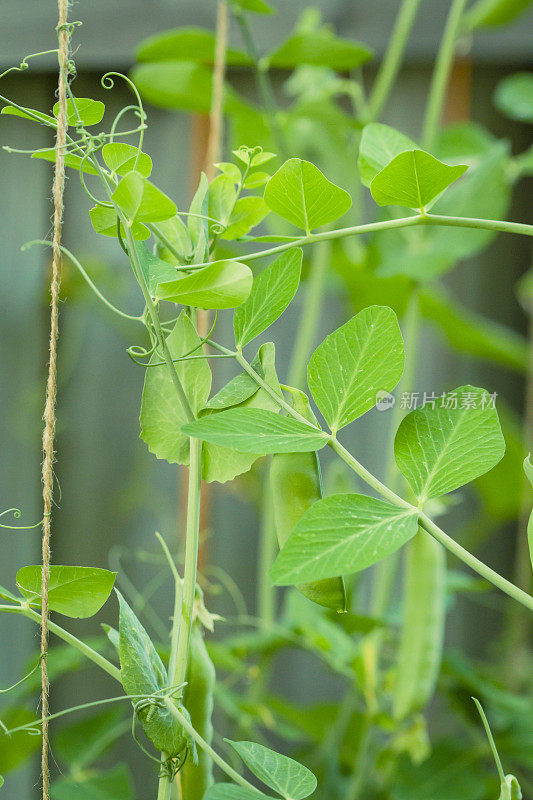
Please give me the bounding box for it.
[0,655,45,694]
[101,72,146,171]
[178,211,227,233]
[0,508,44,531]
[110,105,144,144]
[128,312,219,368]
[78,151,113,207]
[126,341,158,365]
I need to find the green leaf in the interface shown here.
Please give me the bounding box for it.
[244,171,271,188]
[53,98,105,127]
[140,312,212,466]
[51,764,134,800]
[225,740,317,799]
[0,584,19,602]
[1,105,56,126]
[270,494,418,585]
[89,205,150,241]
[135,243,178,295]
[16,565,116,618]
[264,158,352,232]
[183,409,329,453]
[155,260,253,309]
[465,0,533,28]
[370,149,468,210]
[112,171,177,223]
[216,162,243,183]
[234,248,302,346]
[208,175,238,229]
[494,72,533,123]
[204,346,270,410]
[31,149,100,175]
[232,0,274,11]
[221,196,270,240]
[307,305,404,433]
[524,454,533,487]
[0,775,3,787]
[102,143,152,178]
[418,287,528,373]
[118,591,188,756]
[0,708,41,773]
[267,31,372,70]
[189,173,210,263]
[153,216,193,262]
[358,123,417,187]
[136,26,252,65]
[204,786,274,800]
[395,385,506,503]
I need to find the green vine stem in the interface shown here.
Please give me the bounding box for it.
[368,0,423,121]
[422,0,469,148]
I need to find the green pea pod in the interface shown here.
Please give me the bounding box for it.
[270,449,346,612]
[393,530,446,720]
[181,623,216,800]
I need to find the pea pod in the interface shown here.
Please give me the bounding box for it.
[270,449,346,612]
[393,530,446,720]
[181,623,216,799]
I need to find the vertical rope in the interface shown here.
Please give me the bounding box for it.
[40,1,69,796]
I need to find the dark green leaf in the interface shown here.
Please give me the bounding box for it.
[51,764,134,800]
[0,708,41,773]
[234,249,302,346]
[267,31,372,70]
[54,708,127,770]
[183,408,329,453]
[270,494,418,584]
[16,565,116,618]
[135,243,178,295]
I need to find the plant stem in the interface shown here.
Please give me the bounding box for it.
[0,604,121,682]
[173,437,202,688]
[165,701,260,792]
[233,8,288,158]
[422,0,469,148]
[257,477,277,626]
[189,213,533,269]
[288,240,331,389]
[368,0,423,121]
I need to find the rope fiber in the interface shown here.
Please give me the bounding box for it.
[40,1,69,796]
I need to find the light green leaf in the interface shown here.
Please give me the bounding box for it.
[102,143,152,178]
[270,494,418,584]
[0,775,3,787]
[204,786,274,800]
[203,346,270,410]
[465,0,533,28]
[136,27,252,65]
[1,105,56,126]
[183,409,329,453]
[234,248,302,346]
[140,312,212,466]
[370,149,468,210]
[51,764,134,800]
[16,565,116,618]
[53,98,105,127]
[524,454,533,487]
[494,72,533,123]
[267,31,372,70]
[153,216,193,262]
[222,196,269,240]
[244,171,271,188]
[189,173,210,263]
[226,740,317,799]
[216,161,242,183]
[155,260,253,309]
[395,385,506,503]
[232,0,274,13]
[307,305,404,433]
[89,205,150,241]
[135,243,177,295]
[118,591,188,757]
[112,171,177,223]
[208,174,238,229]
[0,708,41,773]
[264,158,352,232]
[358,123,417,187]
[31,149,99,175]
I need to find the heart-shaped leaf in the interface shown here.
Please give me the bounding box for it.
[112,171,177,223]
[264,158,352,232]
[183,408,329,453]
[370,150,468,210]
[270,494,419,585]
[155,260,252,309]
[225,740,317,800]
[234,248,302,346]
[136,27,252,66]
[307,305,404,433]
[16,565,116,618]
[267,31,372,70]
[395,385,506,503]
[102,143,152,177]
[53,98,105,127]
[358,123,417,187]
[89,205,150,241]
[135,243,178,295]
[221,196,270,240]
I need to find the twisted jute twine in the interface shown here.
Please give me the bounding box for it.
[40,0,69,795]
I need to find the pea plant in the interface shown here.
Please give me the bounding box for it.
[1,0,533,798]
